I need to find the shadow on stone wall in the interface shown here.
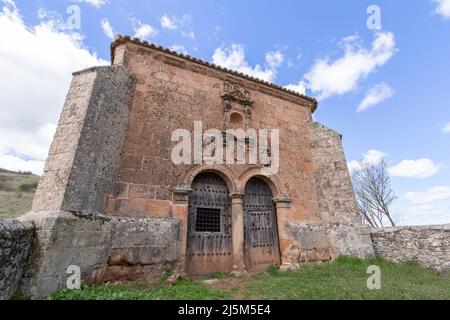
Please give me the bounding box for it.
[0,219,34,299]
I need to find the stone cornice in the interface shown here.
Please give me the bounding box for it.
[110,35,318,113]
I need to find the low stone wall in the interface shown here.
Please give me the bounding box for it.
[105,216,180,283]
[20,211,181,299]
[0,219,35,300]
[371,225,450,272]
[282,222,375,269]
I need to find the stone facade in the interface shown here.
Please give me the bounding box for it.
[1,36,378,298]
[0,219,34,299]
[371,225,450,272]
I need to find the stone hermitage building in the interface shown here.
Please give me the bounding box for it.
[15,36,376,297]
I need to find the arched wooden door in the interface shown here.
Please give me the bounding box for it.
[244,177,281,270]
[187,172,232,275]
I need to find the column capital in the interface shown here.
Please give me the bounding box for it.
[230,192,245,199]
[274,194,292,208]
[172,185,192,204]
[172,185,192,195]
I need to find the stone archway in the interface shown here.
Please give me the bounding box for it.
[186,172,233,275]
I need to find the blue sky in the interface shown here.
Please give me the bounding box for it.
[0,0,449,225]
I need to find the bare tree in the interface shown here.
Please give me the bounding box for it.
[351,160,397,228]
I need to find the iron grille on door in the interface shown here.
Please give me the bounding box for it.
[195,207,221,232]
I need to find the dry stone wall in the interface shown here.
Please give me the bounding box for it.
[371,225,450,272]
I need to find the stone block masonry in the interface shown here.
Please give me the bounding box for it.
[0,219,34,299]
[18,211,180,299]
[32,65,136,214]
[309,122,360,224]
[281,222,375,270]
[371,225,450,272]
[4,37,449,299]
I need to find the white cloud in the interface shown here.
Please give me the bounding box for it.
[160,14,179,30]
[357,82,394,112]
[348,149,387,172]
[266,51,284,69]
[397,201,450,226]
[133,20,159,40]
[442,122,450,134]
[348,150,440,179]
[405,186,450,205]
[160,14,195,39]
[363,149,387,165]
[0,153,45,175]
[73,0,109,8]
[212,44,284,82]
[170,44,188,54]
[388,159,440,178]
[0,1,107,174]
[101,18,115,39]
[287,32,397,100]
[399,185,450,225]
[180,30,195,39]
[284,81,307,95]
[434,0,450,19]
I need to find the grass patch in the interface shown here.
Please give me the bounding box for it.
[201,272,234,280]
[49,279,232,300]
[0,169,39,219]
[18,182,38,193]
[241,257,450,300]
[48,258,450,300]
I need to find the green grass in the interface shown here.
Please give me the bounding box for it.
[49,279,232,300]
[201,272,234,280]
[48,257,450,300]
[241,257,450,300]
[0,169,39,219]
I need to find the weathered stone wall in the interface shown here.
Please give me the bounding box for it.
[106,41,321,223]
[371,225,450,272]
[280,221,375,269]
[105,216,180,283]
[20,211,181,299]
[308,122,359,224]
[0,219,34,300]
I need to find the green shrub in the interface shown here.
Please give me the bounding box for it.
[18,182,38,193]
[0,177,12,191]
[202,272,233,280]
[266,264,279,275]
